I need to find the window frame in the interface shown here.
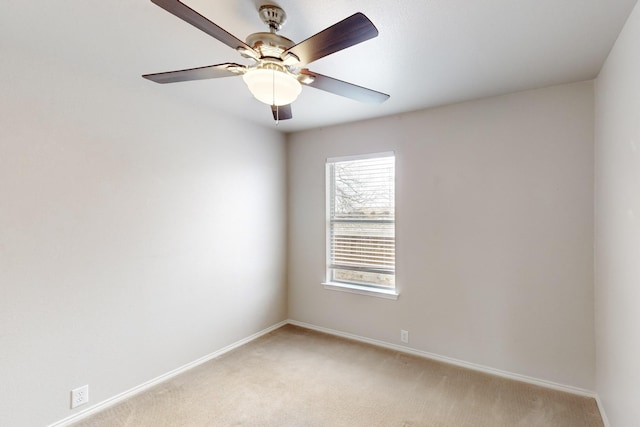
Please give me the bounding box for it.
[323,151,398,300]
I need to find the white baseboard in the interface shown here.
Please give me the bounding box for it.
[595,394,610,427]
[48,320,288,427]
[49,319,606,426]
[287,319,598,399]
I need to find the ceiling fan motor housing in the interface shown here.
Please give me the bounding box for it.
[246,32,295,59]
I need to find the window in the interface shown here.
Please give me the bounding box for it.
[325,152,396,295]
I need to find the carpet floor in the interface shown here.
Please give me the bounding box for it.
[72,324,603,426]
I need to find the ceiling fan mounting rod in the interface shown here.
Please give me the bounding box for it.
[259,4,287,33]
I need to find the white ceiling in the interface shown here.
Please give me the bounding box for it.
[2,0,638,133]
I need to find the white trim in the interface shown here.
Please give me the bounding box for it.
[322,282,399,300]
[48,320,288,427]
[595,394,611,427]
[287,319,598,399]
[326,150,395,164]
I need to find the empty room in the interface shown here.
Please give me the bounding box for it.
[1,0,639,426]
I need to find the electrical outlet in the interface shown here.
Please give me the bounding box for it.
[401,329,409,343]
[71,385,89,409]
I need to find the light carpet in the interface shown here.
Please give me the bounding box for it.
[71,324,603,426]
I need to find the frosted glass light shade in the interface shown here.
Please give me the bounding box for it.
[243,68,301,106]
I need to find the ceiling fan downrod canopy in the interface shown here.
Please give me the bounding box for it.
[259,4,287,33]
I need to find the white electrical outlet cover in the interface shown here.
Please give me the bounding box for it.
[71,385,89,409]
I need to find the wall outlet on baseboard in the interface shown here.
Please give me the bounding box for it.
[71,385,89,409]
[400,329,409,343]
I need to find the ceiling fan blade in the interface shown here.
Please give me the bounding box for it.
[301,70,389,104]
[283,13,378,66]
[271,104,293,121]
[143,63,244,84]
[151,0,256,53]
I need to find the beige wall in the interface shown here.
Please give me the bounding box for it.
[595,1,640,425]
[0,47,287,426]
[287,81,595,390]
[4,16,624,426]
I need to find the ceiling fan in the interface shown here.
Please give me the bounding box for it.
[143,0,390,122]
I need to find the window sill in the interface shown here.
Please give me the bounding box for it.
[322,282,399,300]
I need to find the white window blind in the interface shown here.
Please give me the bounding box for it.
[326,152,395,288]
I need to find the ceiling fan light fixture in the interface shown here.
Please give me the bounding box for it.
[243,67,301,106]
